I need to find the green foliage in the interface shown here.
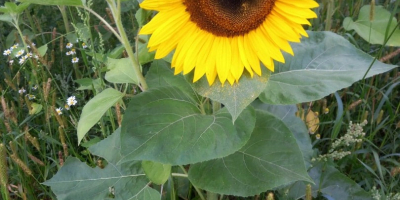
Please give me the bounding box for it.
[259,31,396,105]
[188,110,312,196]
[77,88,124,144]
[0,0,399,200]
[343,5,400,46]
[120,86,256,165]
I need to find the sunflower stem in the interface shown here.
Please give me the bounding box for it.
[179,165,206,200]
[102,0,149,91]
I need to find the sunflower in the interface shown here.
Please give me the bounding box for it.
[140,0,318,85]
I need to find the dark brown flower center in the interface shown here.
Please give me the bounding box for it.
[184,0,276,37]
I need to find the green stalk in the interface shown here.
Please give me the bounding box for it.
[207,192,218,200]
[58,6,71,33]
[179,165,205,200]
[105,0,149,91]
[324,0,334,31]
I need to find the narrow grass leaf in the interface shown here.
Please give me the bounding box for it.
[77,88,124,145]
[18,0,83,6]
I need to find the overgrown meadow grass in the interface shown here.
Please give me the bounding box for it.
[0,0,399,199]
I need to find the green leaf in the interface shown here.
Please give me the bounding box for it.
[18,0,83,6]
[287,162,372,200]
[105,57,139,84]
[29,103,42,115]
[188,110,312,197]
[0,14,13,23]
[37,44,47,56]
[138,35,155,65]
[343,5,400,46]
[260,31,396,105]
[74,78,102,91]
[77,88,124,145]
[120,86,256,165]
[4,2,18,13]
[16,3,31,13]
[252,100,313,168]
[142,161,171,185]
[193,69,270,122]
[75,23,91,41]
[146,60,196,97]
[44,129,160,200]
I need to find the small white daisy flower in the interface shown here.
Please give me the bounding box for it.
[66,51,71,56]
[56,107,63,115]
[82,43,88,49]
[27,45,31,48]
[71,49,76,55]
[66,43,73,49]
[66,96,78,106]
[10,43,18,50]
[26,52,32,57]
[64,104,70,110]
[18,88,26,94]
[34,55,39,59]
[16,50,25,58]
[32,43,36,47]
[9,60,14,64]
[72,57,79,63]
[19,57,26,64]
[32,85,38,90]
[3,49,11,56]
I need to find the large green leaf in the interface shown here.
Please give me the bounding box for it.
[105,57,139,84]
[18,0,83,6]
[343,5,400,46]
[120,86,256,165]
[260,31,397,105]
[287,162,372,200]
[77,88,124,145]
[193,69,270,122]
[146,60,196,96]
[252,100,313,168]
[44,129,160,200]
[188,110,312,197]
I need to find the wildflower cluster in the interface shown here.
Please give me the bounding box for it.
[312,120,367,162]
[3,43,38,65]
[65,42,85,64]
[56,96,78,115]
[371,186,400,200]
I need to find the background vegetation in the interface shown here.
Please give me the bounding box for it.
[0,0,399,199]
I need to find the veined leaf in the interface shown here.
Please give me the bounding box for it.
[188,110,312,196]
[44,129,160,200]
[120,86,256,165]
[77,88,124,145]
[260,31,396,105]
[142,161,171,185]
[105,57,139,84]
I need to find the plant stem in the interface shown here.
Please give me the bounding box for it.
[58,6,70,33]
[212,101,221,113]
[207,191,218,200]
[179,165,205,200]
[107,0,148,91]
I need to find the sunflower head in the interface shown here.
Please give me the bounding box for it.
[140,0,318,85]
